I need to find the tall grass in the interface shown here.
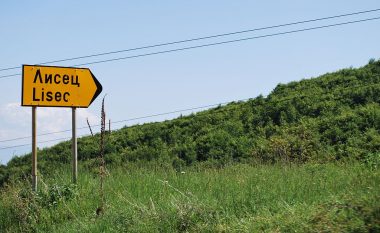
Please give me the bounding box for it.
[0,162,379,232]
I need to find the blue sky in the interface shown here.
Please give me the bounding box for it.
[0,1,379,164]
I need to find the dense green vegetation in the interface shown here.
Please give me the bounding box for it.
[1,59,380,184]
[1,163,379,232]
[0,60,379,232]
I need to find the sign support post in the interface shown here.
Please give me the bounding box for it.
[32,106,37,192]
[22,64,102,190]
[72,107,77,184]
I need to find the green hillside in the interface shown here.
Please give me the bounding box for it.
[1,59,380,185]
[0,60,380,232]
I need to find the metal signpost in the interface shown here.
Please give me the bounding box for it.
[21,65,102,191]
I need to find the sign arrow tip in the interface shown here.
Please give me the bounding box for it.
[90,71,102,105]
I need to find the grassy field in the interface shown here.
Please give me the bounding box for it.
[0,162,379,232]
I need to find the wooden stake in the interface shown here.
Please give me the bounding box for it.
[109,119,111,134]
[87,118,94,136]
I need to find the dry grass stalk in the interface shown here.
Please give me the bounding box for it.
[97,96,107,216]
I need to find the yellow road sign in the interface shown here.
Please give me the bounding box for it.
[22,65,102,107]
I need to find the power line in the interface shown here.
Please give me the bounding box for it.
[0,73,19,79]
[0,101,245,143]
[0,8,379,73]
[1,82,379,148]
[11,16,380,75]
[73,16,380,67]
[0,15,378,145]
[1,16,380,80]
[3,17,380,79]
[0,136,87,150]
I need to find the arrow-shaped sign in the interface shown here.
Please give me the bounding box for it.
[22,65,102,108]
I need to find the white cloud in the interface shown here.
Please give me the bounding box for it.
[0,102,101,164]
[0,102,31,127]
[0,102,99,140]
[77,108,98,125]
[0,103,100,153]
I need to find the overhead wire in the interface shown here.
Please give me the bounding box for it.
[0,8,379,73]
[73,16,380,67]
[1,82,379,150]
[0,11,379,149]
[0,136,88,150]
[0,101,248,143]
[0,15,379,80]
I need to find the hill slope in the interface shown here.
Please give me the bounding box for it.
[0,60,380,232]
[1,59,380,185]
